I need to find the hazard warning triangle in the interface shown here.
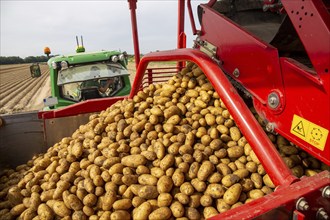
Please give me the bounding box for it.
[293,121,305,137]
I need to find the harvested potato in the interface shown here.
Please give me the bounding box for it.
[223,183,242,205]
[149,207,172,220]
[133,201,152,220]
[0,64,327,220]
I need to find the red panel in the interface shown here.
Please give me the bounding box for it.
[281,0,330,75]
[199,5,285,105]
[254,58,330,165]
[199,3,330,165]
[38,96,126,119]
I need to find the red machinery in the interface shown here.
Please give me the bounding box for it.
[128,2,329,219]
[2,0,328,219]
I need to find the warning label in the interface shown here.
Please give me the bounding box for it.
[290,115,329,151]
[292,121,305,137]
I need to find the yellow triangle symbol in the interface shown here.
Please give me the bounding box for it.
[293,121,305,137]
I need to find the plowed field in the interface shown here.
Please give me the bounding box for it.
[0,64,51,114]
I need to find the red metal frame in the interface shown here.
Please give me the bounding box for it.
[209,171,330,220]
[38,96,126,119]
[130,48,297,187]
[198,1,330,165]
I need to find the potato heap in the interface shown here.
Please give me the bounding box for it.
[0,62,329,220]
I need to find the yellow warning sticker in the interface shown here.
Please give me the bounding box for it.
[290,114,329,151]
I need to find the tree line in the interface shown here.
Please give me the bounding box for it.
[0,56,51,65]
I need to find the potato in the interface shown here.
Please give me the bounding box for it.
[138,174,158,186]
[157,193,172,207]
[10,204,26,216]
[157,176,173,193]
[191,178,206,192]
[251,173,263,189]
[110,210,131,220]
[205,183,225,199]
[121,155,147,168]
[37,204,53,220]
[248,189,264,199]
[170,201,184,218]
[68,194,83,211]
[83,194,97,207]
[263,174,275,188]
[72,211,88,220]
[160,154,175,171]
[113,199,132,210]
[53,201,71,217]
[197,161,215,181]
[172,170,185,187]
[233,168,249,179]
[203,207,219,219]
[102,191,116,211]
[229,127,241,141]
[216,199,231,213]
[217,163,232,175]
[185,207,200,220]
[227,146,244,158]
[138,185,159,199]
[223,183,242,205]
[175,193,189,205]
[133,201,152,220]
[149,207,172,220]
[221,174,240,187]
[20,208,37,220]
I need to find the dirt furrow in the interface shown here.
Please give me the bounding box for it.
[0,66,29,76]
[0,72,48,109]
[0,66,48,90]
[0,74,32,92]
[12,74,50,111]
[0,65,29,73]
[0,76,36,99]
[0,70,30,84]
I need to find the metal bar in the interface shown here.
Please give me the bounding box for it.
[207,0,217,7]
[39,96,126,119]
[129,48,297,186]
[209,171,330,219]
[128,0,141,70]
[147,69,153,85]
[187,0,198,35]
[177,0,186,69]
[177,0,186,49]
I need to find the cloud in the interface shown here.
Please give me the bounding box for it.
[1,0,203,58]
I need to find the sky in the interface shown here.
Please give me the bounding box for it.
[1,0,204,58]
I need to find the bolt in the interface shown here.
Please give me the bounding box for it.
[317,208,329,220]
[268,92,280,109]
[266,123,275,132]
[233,68,240,78]
[322,186,330,198]
[296,197,310,211]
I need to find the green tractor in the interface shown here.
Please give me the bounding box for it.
[30,36,131,109]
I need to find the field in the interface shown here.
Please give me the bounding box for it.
[0,61,176,115]
[0,64,51,114]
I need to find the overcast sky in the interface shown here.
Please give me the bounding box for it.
[1,0,204,58]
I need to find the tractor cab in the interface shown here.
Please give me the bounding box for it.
[57,62,129,101]
[45,50,131,109]
[42,36,131,109]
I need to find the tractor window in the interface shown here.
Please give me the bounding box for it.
[57,62,129,85]
[60,76,126,101]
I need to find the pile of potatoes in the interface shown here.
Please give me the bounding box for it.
[0,62,329,220]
